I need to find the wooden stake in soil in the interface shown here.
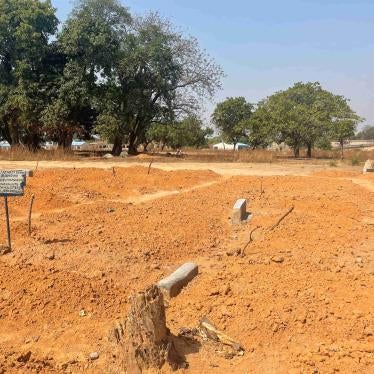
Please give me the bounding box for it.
[116,285,184,373]
[4,196,11,250]
[28,194,35,236]
[147,160,154,175]
[269,206,294,231]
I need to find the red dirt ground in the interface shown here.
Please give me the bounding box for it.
[0,165,373,373]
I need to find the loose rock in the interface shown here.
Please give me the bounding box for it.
[271,256,284,263]
[89,352,99,361]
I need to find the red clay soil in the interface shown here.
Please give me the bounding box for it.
[0,167,373,373]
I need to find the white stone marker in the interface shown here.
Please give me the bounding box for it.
[232,198,247,224]
[157,262,198,298]
[363,160,374,174]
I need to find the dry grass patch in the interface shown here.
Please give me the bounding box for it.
[0,146,78,161]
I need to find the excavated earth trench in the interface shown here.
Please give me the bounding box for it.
[0,162,373,373]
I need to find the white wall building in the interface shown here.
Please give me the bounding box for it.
[213,142,250,151]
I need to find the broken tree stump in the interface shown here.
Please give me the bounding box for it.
[115,285,183,373]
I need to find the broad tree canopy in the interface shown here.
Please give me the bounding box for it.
[211,97,253,146]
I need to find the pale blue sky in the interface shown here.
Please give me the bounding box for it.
[52,0,374,127]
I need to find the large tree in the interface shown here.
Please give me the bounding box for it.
[42,0,131,149]
[240,102,275,149]
[0,0,59,149]
[60,0,221,155]
[211,97,253,149]
[95,12,223,155]
[253,82,361,158]
[329,95,362,158]
[145,115,212,151]
[354,125,374,140]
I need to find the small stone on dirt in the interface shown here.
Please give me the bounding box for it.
[79,309,87,317]
[89,352,99,360]
[46,253,55,260]
[17,351,32,363]
[271,256,284,263]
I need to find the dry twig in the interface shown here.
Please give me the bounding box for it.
[269,206,294,231]
[199,317,244,353]
[241,225,260,256]
[28,194,35,236]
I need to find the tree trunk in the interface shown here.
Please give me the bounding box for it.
[143,141,151,152]
[112,136,123,156]
[25,132,40,152]
[340,141,344,159]
[112,285,184,373]
[128,131,138,155]
[293,146,300,158]
[306,143,312,158]
[9,122,21,146]
[58,132,73,149]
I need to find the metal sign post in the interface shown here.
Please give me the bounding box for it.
[0,170,33,252]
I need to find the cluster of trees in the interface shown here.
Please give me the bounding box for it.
[0,0,222,154]
[212,82,363,158]
[354,125,374,140]
[1,1,364,158]
[146,115,212,151]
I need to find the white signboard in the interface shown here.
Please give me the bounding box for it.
[0,170,29,196]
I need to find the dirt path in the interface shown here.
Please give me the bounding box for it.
[0,159,341,176]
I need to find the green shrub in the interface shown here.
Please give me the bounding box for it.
[350,154,360,166]
[329,160,337,167]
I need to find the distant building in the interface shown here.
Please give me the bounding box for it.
[71,139,87,150]
[0,140,10,149]
[331,140,374,149]
[41,141,58,150]
[213,142,250,151]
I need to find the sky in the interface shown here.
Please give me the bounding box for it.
[52,0,374,128]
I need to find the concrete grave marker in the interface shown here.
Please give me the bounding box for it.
[157,262,198,298]
[232,198,247,224]
[363,160,374,174]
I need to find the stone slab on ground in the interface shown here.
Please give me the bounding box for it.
[232,198,247,224]
[157,262,198,298]
[363,159,374,173]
